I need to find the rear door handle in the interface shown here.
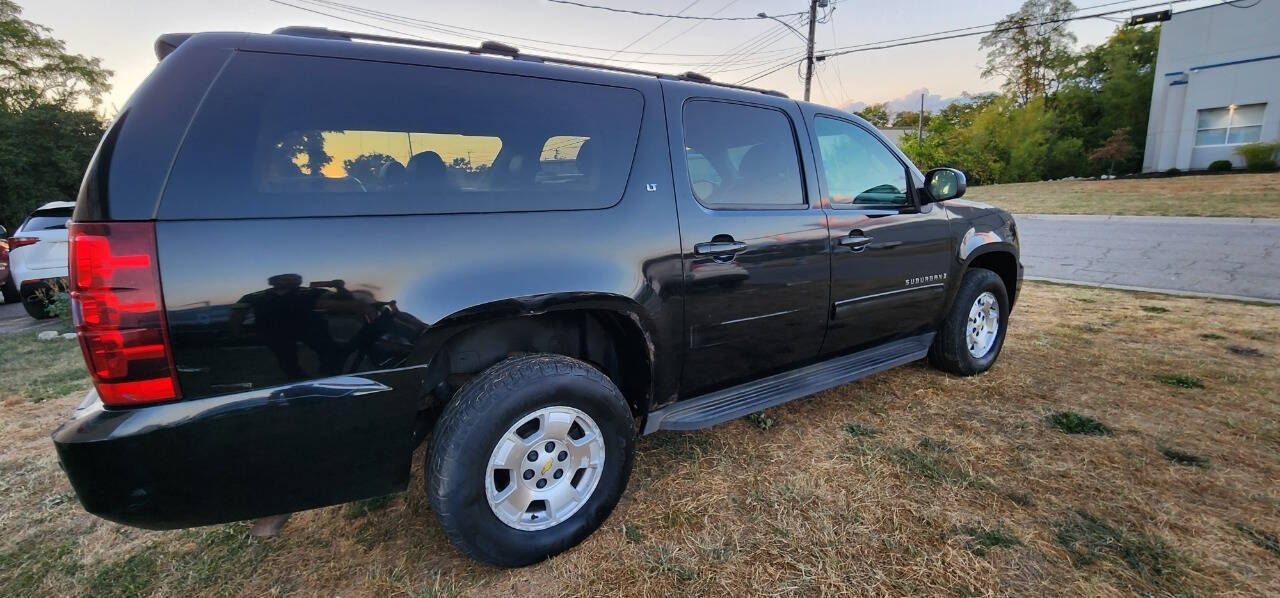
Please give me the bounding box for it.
[839,234,874,252]
[694,241,748,255]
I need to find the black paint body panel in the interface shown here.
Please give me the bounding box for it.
[55,31,1022,530]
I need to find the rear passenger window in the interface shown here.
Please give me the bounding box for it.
[681,100,804,208]
[21,208,74,231]
[162,53,645,218]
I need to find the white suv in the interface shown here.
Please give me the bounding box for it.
[7,201,75,319]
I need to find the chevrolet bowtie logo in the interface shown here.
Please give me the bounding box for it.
[541,459,553,475]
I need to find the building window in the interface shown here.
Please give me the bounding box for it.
[1195,103,1265,146]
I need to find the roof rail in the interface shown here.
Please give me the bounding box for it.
[270,26,788,98]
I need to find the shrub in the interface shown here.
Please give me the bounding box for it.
[1235,141,1279,171]
[1207,159,1234,172]
[1163,168,1181,175]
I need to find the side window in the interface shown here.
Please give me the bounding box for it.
[682,100,804,208]
[162,52,645,218]
[19,207,74,232]
[814,117,909,206]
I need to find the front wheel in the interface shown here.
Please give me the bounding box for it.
[929,268,1009,376]
[427,354,635,567]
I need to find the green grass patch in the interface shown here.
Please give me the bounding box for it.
[1159,447,1210,468]
[1154,374,1204,389]
[0,540,80,595]
[0,332,89,403]
[885,446,990,489]
[86,551,158,598]
[917,437,954,453]
[1045,411,1112,435]
[842,422,878,438]
[1054,509,1184,587]
[1140,305,1170,314]
[1232,522,1280,558]
[623,523,643,543]
[345,494,394,519]
[642,431,713,463]
[1199,333,1226,340]
[744,411,778,431]
[960,524,1022,555]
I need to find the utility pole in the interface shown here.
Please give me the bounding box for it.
[918,93,925,142]
[803,0,818,102]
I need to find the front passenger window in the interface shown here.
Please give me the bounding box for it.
[815,117,909,206]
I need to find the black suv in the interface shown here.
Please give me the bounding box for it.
[53,28,1021,567]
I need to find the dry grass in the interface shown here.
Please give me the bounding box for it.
[966,172,1280,217]
[2,282,1278,596]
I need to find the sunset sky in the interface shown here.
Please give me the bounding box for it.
[21,0,1222,115]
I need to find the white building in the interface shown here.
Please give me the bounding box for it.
[1143,0,1280,172]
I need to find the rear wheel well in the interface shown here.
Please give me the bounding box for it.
[967,251,1018,305]
[426,310,651,420]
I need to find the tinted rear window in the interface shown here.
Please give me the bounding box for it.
[162,52,644,218]
[21,207,74,232]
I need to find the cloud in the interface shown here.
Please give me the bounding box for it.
[840,88,968,115]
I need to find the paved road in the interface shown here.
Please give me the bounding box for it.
[0,299,59,335]
[1016,215,1280,302]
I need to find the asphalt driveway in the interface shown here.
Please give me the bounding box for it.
[0,299,59,334]
[1016,215,1280,302]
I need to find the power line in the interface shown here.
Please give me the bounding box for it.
[816,0,1202,61]
[281,0,789,67]
[700,16,804,73]
[606,0,702,60]
[643,0,743,53]
[546,0,805,21]
[303,0,793,57]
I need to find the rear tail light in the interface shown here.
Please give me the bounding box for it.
[7,236,38,249]
[69,222,181,406]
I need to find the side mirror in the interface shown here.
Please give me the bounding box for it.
[923,168,966,203]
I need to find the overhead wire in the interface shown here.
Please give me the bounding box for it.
[606,0,703,60]
[545,0,805,21]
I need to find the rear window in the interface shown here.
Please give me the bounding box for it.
[162,53,645,218]
[20,207,74,232]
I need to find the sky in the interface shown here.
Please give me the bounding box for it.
[18,0,1227,114]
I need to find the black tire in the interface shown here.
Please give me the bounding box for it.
[20,284,54,319]
[928,268,1009,376]
[427,354,635,567]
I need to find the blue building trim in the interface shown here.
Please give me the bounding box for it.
[1169,80,1188,86]
[1189,53,1280,73]
[1163,71,1184,77]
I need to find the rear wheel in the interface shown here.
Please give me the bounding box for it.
[928,268,1009,376]
[20,283,55,319]
[427,354,634,567]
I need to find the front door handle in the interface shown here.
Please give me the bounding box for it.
[694,240,748,255]
[839,234,874,252]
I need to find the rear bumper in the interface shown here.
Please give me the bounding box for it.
[52,368,424,529]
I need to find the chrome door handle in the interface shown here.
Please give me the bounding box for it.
[839,235,873,252]
[694,241,748,255]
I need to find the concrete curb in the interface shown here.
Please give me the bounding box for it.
[1015,214,1280,225]
[1025,276,1280,305]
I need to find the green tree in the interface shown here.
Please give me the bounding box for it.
[979,0,1077,104]
[853,102,890,127]
[343,152,396,184]
[891,110,931,129]
[1055,25,1160,175]
[0,0,110,229]
[0,0,110,111]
